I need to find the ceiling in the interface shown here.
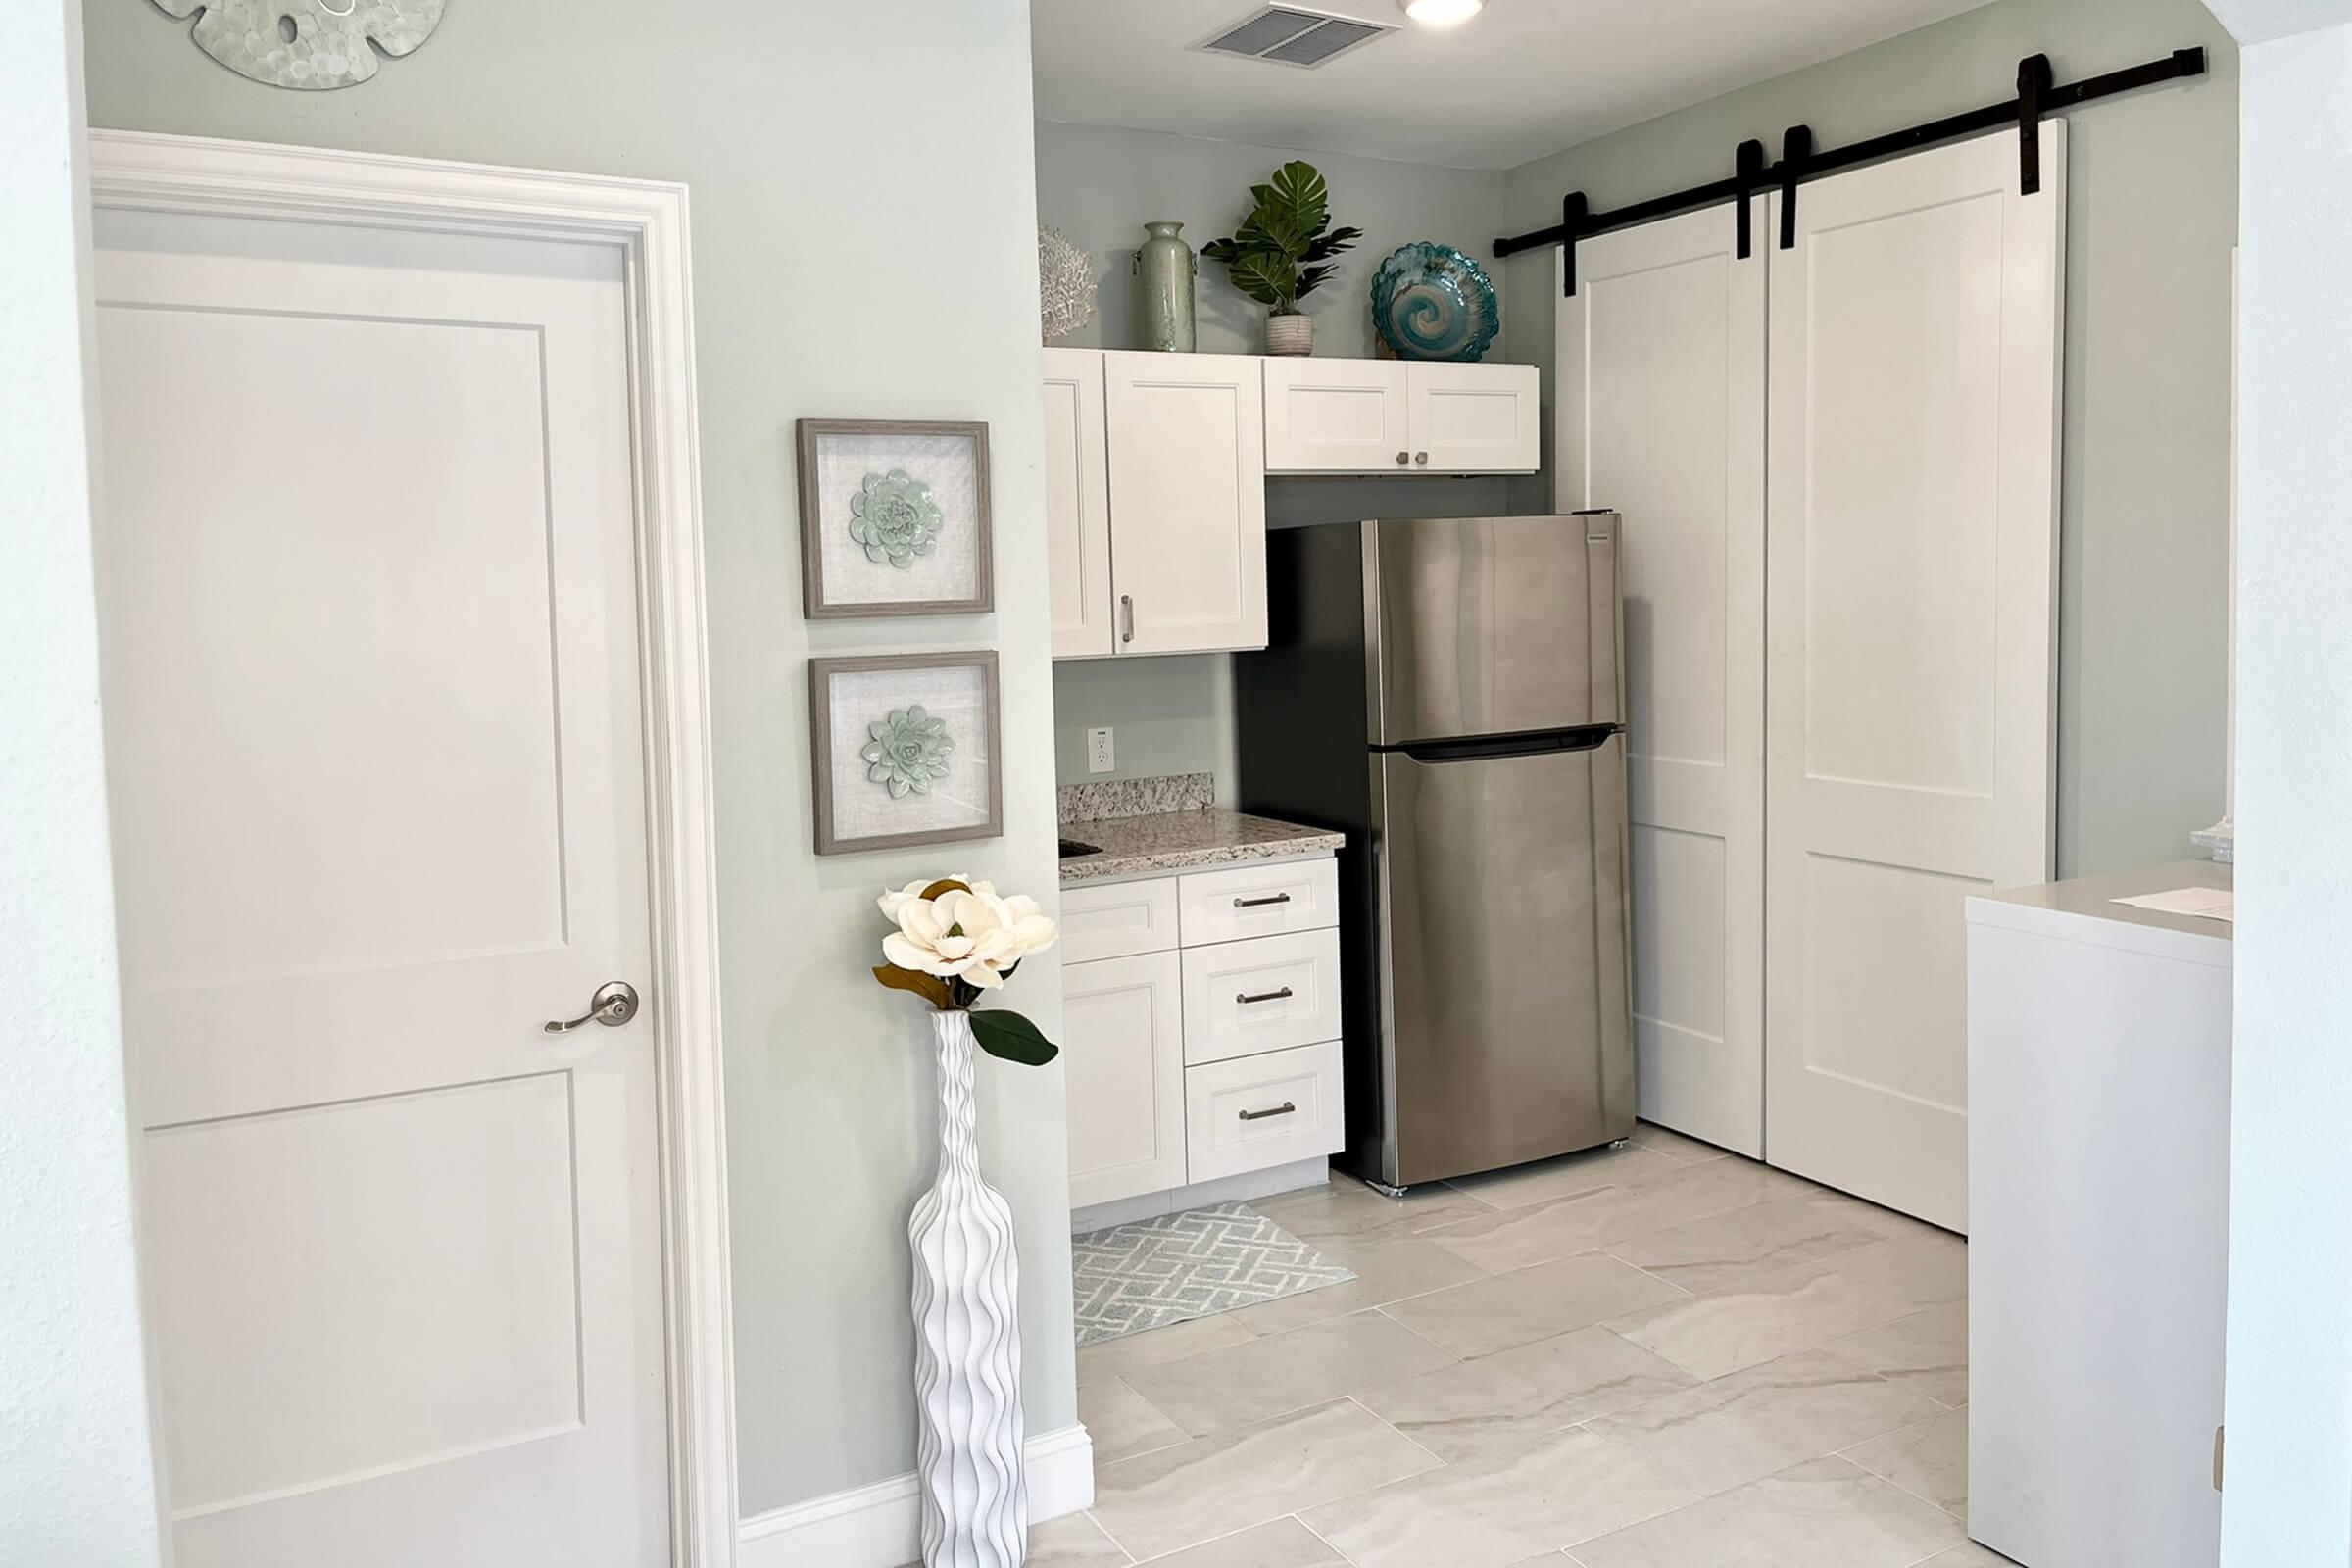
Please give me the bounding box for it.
[1031,0,1998,171]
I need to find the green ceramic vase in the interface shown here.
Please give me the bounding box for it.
[1136,220,1197,353]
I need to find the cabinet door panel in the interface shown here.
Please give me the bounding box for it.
[1064,951,1187,1208]
[1408,363,1539,472]
[1104,351,1267,654]
[1264,358,1410,473]
[1044,347,1114,659]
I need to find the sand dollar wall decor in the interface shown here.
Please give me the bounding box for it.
[151,0,446,90]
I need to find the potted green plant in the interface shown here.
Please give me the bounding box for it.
[1203,161,1362,356]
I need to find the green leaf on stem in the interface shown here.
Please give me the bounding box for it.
[968,1007,1059,1067]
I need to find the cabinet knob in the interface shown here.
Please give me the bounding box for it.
[1396,450,1409,466]
[1414,451,1430,466]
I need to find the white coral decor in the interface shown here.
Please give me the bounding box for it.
[881,882,1057,992]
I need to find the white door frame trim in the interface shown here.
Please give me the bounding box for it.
[85,128,739,1567]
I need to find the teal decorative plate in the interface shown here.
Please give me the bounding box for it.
[1371,242,1500,362]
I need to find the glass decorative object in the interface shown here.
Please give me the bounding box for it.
[1135,221,1198,354]
[1039,227,1098,343]
[1371,241,1501,362]
[864,706,955,799]
[149,0,445,89]
[849,468,945,569]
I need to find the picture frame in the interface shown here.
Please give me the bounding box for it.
[808,651,1004,856]
[796,418,995,618]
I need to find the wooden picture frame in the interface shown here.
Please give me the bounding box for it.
[808,651,1004,856]
[796,418,995,618]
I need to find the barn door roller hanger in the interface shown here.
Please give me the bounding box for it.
[1510,46,2209,297]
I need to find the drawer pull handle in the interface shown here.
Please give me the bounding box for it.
[1240,1102,1298,1122]
[1237,986,1295,1005]
[1233,893,1293,908]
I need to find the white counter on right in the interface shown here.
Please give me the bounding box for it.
[1965,860,2231,1567]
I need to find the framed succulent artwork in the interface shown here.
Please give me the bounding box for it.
[808,651,1003,856]
[796,418,994,617]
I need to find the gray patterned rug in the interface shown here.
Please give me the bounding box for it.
[1071,1201,1356,1348]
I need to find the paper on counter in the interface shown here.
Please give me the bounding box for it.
[2111,886,2234,923]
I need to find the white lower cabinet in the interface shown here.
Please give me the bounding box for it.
[1063,949,1187,1211]
[1061,858,1346,1217]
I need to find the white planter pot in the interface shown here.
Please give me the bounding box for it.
[1266,313,1314,357]
[910,1008,1028,1568]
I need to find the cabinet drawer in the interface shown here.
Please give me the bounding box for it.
[1180,928,1342,1066]
[1060,876,1180,964]
[1178,858,1340,947]
[1185,1040,1345,1184]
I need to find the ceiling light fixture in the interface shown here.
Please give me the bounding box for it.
[1399,0,1483,24]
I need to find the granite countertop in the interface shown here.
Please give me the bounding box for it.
[1056,772,1343,885]
[1059,808,1345,885]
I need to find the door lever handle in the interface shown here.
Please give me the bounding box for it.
[545,980,640,1033]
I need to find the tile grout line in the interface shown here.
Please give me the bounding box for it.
[1342,1392,1448,1469]
[1288,1508,1367,1567]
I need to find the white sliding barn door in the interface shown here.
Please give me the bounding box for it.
[1764,128,2064,1230]
[1560,205,1767,1157]
[94,207,672,1566]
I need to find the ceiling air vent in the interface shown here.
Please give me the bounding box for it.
[1197,6,1396,69]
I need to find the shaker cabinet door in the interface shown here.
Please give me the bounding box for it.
[1043,347,1115,659]
[1407,362,1540,473]
[1264,358,1411,473]
[1064,950,1188,1209]
[1103,351,1267,655]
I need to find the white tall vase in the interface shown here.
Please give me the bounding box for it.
[910,1008,1028,1568]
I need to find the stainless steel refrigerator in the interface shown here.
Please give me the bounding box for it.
[1235,514,1633,1191]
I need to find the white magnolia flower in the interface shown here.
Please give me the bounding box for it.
[878,874,996,921]
[881,884,1057,991]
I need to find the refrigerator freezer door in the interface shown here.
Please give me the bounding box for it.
[1369,733,1634,1187]
[1366,514,1622,746]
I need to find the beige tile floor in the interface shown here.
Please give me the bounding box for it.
[1039,1123,2017,1568]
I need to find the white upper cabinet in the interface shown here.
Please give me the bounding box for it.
[1408,362,1541,472]
[1043,350,1540,660]
[1265,359,1538,474]
[1264,359,1412,472]
[1103,350,1269,655]
[1042,347,1115,659]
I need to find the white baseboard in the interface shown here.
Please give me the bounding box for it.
[1070,1156,1331,1234]
[736,1424,1094,1568]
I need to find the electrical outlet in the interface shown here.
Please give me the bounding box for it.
[1087,726,1115,774]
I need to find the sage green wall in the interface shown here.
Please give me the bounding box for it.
[1036,121,1505,360]
[1498,0,2240,879]
[82,0,1075,1519]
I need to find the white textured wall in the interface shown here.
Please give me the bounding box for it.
[0,2,167,1563]
[82,0,1073,1518]
[2212,11,2352,1562]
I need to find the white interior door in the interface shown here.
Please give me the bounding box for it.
[1559,203,1767,1158]
[93,206,671,1566]
[1043,347,1114,659]
[1765,127,2064,1230]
